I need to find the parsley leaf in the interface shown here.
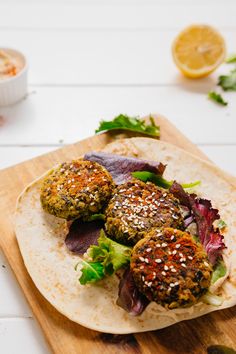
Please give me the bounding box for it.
[226,54,236,64]
[131,171,200,190]
[95,114,160,137]
[218,69,236,91]
[78,261,104,285]
[208,91,228,106]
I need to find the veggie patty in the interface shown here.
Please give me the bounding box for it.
[40,160,114,220]
[131,228,212,309]
[105,179,184,245]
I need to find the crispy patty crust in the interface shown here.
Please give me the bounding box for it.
[40,160,114,220]
[131,228,212,309]
[105,179,184,245]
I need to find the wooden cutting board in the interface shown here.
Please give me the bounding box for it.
[0,115,236,354]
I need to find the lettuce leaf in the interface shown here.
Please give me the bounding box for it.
[211,260,227,284]
[169,182,225,265]
[88,230,131,275]
[201,292,223,306]
[78,231,131,285]
[84,151,165,185]
[78,261,104,285]
[131,171,200,189]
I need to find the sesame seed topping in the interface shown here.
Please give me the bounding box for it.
[171,268,177,273]
[140,265,144,270]
[170,235,175,240]
[169,283,175,287]
[188,256,193,260]
[175,244,181,249]
[174,281,179,286]
[142,276,145,282]
[180,257,186,262]
[170,265,174,269]
[139,257,145,262]
[161,271,166,276]
[155,259,162,263]
[181,263,186,268]
[162,242,168,247]
[163,193,167,197]
[144,258,149,264]
[146,248,152,252]
[204,261,209,267]
[147,282,152,287]
[172,250,177,255]
[164,265,169,271]
[156,244,161,248]
[172,214,179,220]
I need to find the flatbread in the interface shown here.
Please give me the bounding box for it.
[14,138,236,334]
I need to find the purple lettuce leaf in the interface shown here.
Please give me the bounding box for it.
[65,219,103,255]
[170,182,225,265]
[84,151,166,185]
[116,268,150,316]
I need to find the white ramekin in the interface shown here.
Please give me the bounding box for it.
[0,48,28,106]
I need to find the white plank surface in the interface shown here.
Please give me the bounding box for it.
[0,30,235,85]
[0,87,235,145]
[0,1,236,353]
[1,1,236,29]
[0,318,48,354]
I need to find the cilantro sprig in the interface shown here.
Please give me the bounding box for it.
[218,69,236,91]
[208,91,228,106]
[226,54,236,64]
[95,114,160,137]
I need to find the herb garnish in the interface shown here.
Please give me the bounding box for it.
[208,91,228,106]
[218,69,236,91]
[95,114,160,137]
[131,171,200,190]
[226,54,236,64]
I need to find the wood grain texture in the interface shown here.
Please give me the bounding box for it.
[0,115,236,354]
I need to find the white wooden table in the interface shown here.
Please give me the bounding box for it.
[0,1,236,353]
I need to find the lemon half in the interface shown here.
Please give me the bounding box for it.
[172,24,226,78]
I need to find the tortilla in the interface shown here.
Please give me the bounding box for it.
[14,137,236,334]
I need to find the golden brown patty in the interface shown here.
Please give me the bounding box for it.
[105,179,184,245]
[131,228,212,309]
[40,160,114,220]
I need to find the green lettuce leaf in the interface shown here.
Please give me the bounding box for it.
[95,114,160,137]
[218,219,227,230]
[78,261,104,285]
[131,171,200,190]
[77,231,131,285]
[211,260,227,284]
[88,230,131,275]
[201,292,223,306]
